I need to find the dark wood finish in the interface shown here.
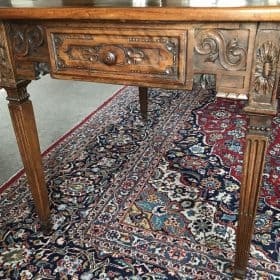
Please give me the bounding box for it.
[139,87,148,120]
[0,2,279,278]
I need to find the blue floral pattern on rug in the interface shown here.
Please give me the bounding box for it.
[0,86,279,279]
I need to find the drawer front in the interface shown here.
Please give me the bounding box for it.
[47,27,187,86]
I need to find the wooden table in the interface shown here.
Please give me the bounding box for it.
[1,0,279,278]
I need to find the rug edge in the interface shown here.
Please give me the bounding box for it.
[0,85,126,193]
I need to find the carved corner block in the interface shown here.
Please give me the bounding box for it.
[9,24,45,58]
[194,28,247,71]
[247,24,280,115]
[7,23,50,80]
[0,21,16,88]
[192,24,257,97]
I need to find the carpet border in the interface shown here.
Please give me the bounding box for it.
[0,85,126,194]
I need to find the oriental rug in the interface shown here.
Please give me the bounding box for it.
[0,86,279,280]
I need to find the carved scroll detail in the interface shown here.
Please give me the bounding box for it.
[195,29,247,71]
[9,25,44,57]
[254,41,279,96]
[126,48,145,64]
[65,45,148,66]
[6,23,50,80]
[0,23,15,86]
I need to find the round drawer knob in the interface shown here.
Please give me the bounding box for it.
[102,52,117,65]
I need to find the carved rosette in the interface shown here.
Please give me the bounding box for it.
[254,41,279,96]
[0,22,15,86]
[195,29,247,71]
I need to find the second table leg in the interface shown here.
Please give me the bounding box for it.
[139,87,148,120]
[234,114,272,278]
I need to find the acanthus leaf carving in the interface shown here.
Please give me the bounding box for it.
[254,41,279,96]
[195,29,247,71]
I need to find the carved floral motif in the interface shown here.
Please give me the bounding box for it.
[254,41,279,96]
[195,29,247,71]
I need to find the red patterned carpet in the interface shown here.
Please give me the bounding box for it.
[0,86,279,279]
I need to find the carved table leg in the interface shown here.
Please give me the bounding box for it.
[234,23,280,278]
[5,80,51,231]
[139,87,148,120]
[234,114,272,278]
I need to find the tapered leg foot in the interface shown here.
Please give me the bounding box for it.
[139,87,148,120]
[233,268,246,279]
[41,219,52,234]
[6,80,50,229]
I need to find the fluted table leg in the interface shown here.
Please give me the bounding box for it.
[234,116,271,278]
[6,80,51,232]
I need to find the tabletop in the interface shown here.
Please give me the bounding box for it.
[0,0,279,8]
[0,0,280,21]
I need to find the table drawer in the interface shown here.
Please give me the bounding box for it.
[47,27,187,86]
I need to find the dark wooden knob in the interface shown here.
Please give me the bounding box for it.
[102,52,117,65]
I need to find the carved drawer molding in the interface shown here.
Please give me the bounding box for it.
[47,27,187,87]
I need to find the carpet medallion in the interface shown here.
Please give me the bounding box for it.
[0,86,279,279]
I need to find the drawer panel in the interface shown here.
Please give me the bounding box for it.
[47,27,187,86]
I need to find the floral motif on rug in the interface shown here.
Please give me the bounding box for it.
[0,86,279,279]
